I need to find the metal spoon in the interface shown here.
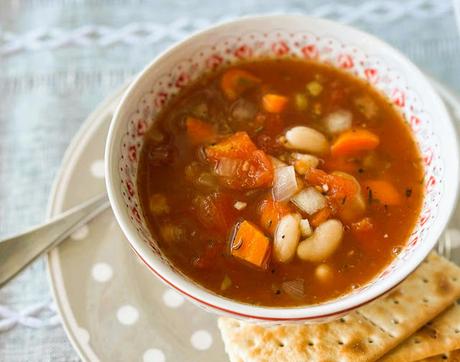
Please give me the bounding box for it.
[0,193,110,288]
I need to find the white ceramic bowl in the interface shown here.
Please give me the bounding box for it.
[105,15,459,323]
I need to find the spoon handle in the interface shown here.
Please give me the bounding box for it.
[0,193,110,288]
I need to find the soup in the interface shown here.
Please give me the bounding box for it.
[137,59,424,306]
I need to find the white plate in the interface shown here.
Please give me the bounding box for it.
[47,79,460,362]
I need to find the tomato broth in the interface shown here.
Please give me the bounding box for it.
[137,59,424,306]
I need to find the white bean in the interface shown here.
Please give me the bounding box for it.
[290,153,319,175]
[269,156,287,169]
[315,264,333,282]
[283,126,329,155]
[274,214,301,263]
[297,219,343,262]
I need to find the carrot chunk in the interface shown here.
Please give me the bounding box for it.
[230,220,271,269]
[331,129,380,157]
[220,69,260,100]
[205,131,257,161]
[362,179,401,205]
[259,196,292,234]
[262,94,289,113]
[185,117,215,145]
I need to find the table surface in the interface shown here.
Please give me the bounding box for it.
[1,0,460,360]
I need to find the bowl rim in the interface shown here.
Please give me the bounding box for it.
[105,14,459,320]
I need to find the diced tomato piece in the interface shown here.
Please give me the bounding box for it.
[305,168,358,201]
[351,217,374,233]
[256,113,285,137]
[310,206,332,228]
[192,193,237,234]
[220,150,274,190]
[230,220,271,270]
[206,132,274,190]
[351,217,379,252]
[205,132,257,161]
[185,117,215,145]
[256,133,283,155]
[259,196,292,234]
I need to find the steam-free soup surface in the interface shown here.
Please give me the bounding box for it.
[137,59,423,306]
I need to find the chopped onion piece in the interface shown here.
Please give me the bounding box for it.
[281,279,305,299]
[290,187,326,215]
[220,275,232,291]
[231,98,257,122]
[233,201,247,210]
[323,110,352,134]
[299,218,312,237]
[269,156,287,169]
[272,166,298,201]
[214,158,242,177]
[354,95,378,119]
[196,172,219,189]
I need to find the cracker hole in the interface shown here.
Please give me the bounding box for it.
[392,319,399,325]
[414,339,421,344]
[455,328,460,334]
[423,298,429,303]
[340,318,346,323]
[452,277,458,282]
[393,300,399,305]
[338,341,344,345]
[442,355,448,360]
[278,342,285,347]
[308,342,314,347]
[422,278,428,283]
[368,339,374,344]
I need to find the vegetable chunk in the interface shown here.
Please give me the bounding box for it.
[230,220,271,269]
[206,131,257,160]
[259,196,292,234]
[206,132,274,190]
[262,94,289,113]
[193,193,237,234]
[186,117,215,145]
[331,129,380,157]
[220,69,260,100]
[305,168,358,201]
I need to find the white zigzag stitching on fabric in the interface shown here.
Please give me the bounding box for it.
[0,0,452,56]
[0,301,60,332]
